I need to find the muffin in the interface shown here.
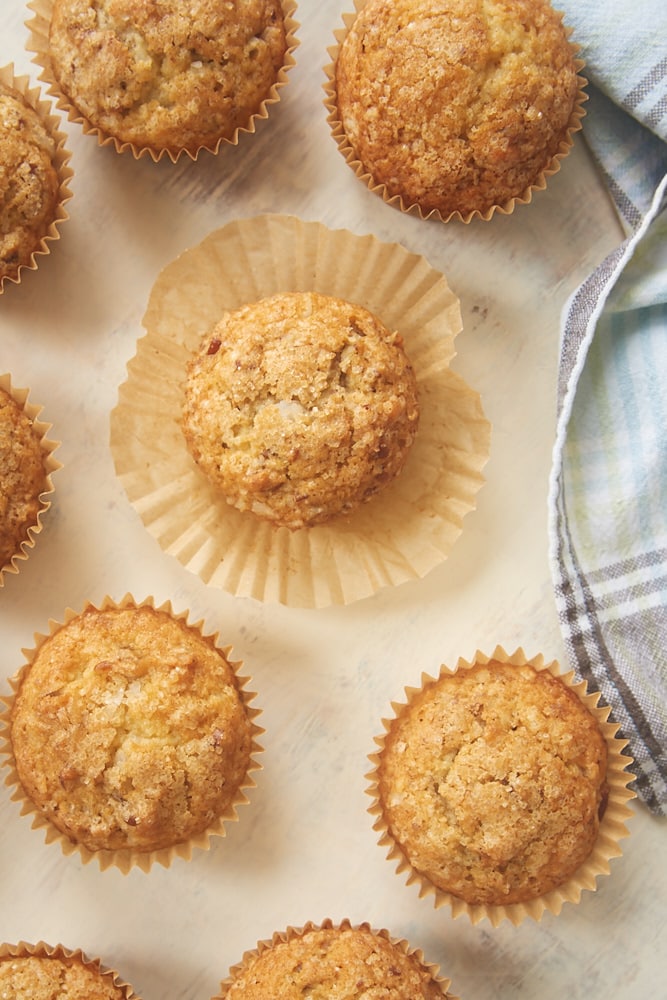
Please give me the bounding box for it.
[0,376,61,583]
[0,65,71,288]
[111,215,490,607]
[369,646,634,925]
[2,596,262,872]
[181,291,420,530]
[30,0,296,160]
[329,0,585,221]
[0,942,140,1000]
[215,919,456,1000]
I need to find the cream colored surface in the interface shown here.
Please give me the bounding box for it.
[0,3,664,1000]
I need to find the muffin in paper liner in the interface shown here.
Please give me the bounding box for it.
[0,63,72,291]
[109,213,491,609]
[26,0,299,163]
[214,918,459,1000]
[0,373,62,586]
[367,645,635,927]
[324,0,587,224]
[0,593,263,874]
[0,941,141,999]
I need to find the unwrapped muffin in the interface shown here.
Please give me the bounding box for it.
[328,0,585,221]
[29,0,297,160]
[1,596,262,872]
[215,919,456,1000]
[0,375,61,584]
[182,291,420,530]
[369,646,634,925]
[0,65,71,288]
[0,942,140,1000]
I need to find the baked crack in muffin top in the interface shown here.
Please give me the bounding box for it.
[10,604,254,854]
[48,0,288,153]
[377,660,609,905]
[182,291,420,530]
[335,0,580,217]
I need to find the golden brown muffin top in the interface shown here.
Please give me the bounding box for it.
[182,291,420,530]
[223,925,447,1000]
[48,0,287,153]
[0,954,127,999]
[0,387,47,567]
[378,661,609,905]
[335,0,580,217]
[10,605,254,854]
[0,83,59,280]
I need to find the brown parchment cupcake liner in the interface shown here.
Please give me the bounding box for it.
[367,645,635,927]
[110,213,491,609]
[324,2,587,223]
[214,918,458,1000]
[26,0,299,163]
[0,941,141,999]
[0,593,263,874]
[0,373,62,586]
[0,64,72,291]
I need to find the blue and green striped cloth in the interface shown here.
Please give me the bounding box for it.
[548,1,667,814]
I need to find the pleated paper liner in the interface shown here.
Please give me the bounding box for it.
[0,373,62,586]
[26,0,299,163]
[0,63,72,291]
[367,645,635,927]
[323,1,587,223]
[0,594,263,874]
[110,213,491,608]
[214,918,458,1000]
[0,941,142,999]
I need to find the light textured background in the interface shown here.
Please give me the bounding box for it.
[1,2,665,998]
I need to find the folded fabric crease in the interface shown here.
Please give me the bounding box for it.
[548,1,667,814]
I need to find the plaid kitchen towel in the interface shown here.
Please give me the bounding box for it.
[548,0,667,813]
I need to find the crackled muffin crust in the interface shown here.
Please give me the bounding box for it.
[0,954,127,1000]
[222,925,447,1000]
[10,604,254,853]
[48,0,288,153]
[0,82,59,281]
[335,0,580,217]
[378,660,609,905]
[0,387,47,567]
[182,291,420,530]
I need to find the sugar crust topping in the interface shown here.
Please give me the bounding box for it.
[0,387,47,566]
[49,0,288,151]
[378,661,609,905]
[336,0,579,216]
[0,84,59,280]
[0,955,125,1000]
[10,605,253,853]
[182,291,420,530]
[224,926,446,1000]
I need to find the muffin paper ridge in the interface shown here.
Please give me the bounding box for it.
[323,2,587,224]
[26,0,299,163]
[0,941,142,999]
[214,917,458,1000]
[0,63,73,291]
[0,373,62,585]
[0,593,264,875]
[110,213,491,608]
[366,644,635,927]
